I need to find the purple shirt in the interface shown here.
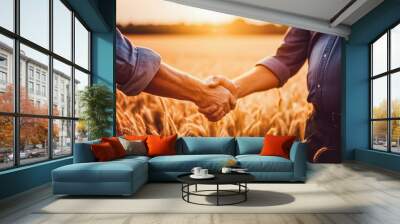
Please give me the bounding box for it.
[257,28,342,114]
[116,29,161,96]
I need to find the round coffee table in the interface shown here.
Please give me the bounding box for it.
[177,173,255,206]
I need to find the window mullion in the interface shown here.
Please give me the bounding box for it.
[388,30,391,153]
[13,0,20,167]
[370,45,373,149]
[71,10,76,155]
[48,0,54,160]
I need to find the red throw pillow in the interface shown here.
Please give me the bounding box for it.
[146,134,177,157]
[260,135,296,159]
[91,142,117,162]
[101,137,126,158]
[124,135,147,141]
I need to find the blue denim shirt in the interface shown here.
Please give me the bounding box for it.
[257,28,342,114]
[116,29,161,96]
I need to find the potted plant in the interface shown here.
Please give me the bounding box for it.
[79,84,114,140]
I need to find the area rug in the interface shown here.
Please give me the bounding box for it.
[37,183,362,214]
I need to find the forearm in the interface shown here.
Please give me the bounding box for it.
[144,63,205,104]
[233,65,280,98]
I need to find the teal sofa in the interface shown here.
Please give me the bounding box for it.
[52,137,307,196]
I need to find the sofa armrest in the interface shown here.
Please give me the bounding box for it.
[289,141,308,181]
[73,140,100,163]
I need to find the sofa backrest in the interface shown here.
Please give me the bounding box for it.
[235,137,264,155]
[177,137,236,155]
[74,137,267,160]
[73,139,100,163]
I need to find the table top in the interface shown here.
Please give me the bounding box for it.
[177,172,255,185]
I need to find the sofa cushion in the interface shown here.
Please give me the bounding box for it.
[119,137,147,156]
[147,134,177,157]
[101,137,127,158]
[91,142,118,161]
[260,135,296,159]
[115,155,150,163]
[53,159,147,183]
[236,137,264,155]
[236,155,293,172]
[149,154,235,172]
[177,137,235,155]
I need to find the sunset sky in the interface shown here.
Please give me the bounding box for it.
[117,0,265,25]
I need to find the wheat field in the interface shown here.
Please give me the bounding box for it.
[116,34,313,138]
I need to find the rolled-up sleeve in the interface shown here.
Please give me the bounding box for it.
[116,29,161,96]
[256,28,311,86]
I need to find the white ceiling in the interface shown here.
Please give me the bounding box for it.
[228,0,352,22]
[166,0,384,38]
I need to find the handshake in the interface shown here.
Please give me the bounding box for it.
[195,76,239,122]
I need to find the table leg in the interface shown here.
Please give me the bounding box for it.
[245,183,247,201]
[195,184,198,192]
[217,184,219,206]
[181,184,183,199]
[187,184,190,202]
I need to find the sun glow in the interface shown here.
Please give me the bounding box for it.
[117,0,254,25]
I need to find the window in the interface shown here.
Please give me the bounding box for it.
[0,0,91,170]
[19,117,49,165]
[75,18,90,70]
[0,54,7,67]
[42,85,46,97]
[0,54,8,88]
[53,59,72,117]
[371,23,400,154]
[53,119,72,158]
[35,83,40,95]
[28,67,34,80]
[0,116,13,170]
[0,0,14,32]
[53,0,72,60]
[0,35,13,113]
[35,70,40,81]
[74,69,89,118]
[0,71,7,85]
[28,81,34,94]
[20,0,49,49]
[74,69,89,142]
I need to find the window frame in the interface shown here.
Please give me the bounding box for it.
[0,0,92,171]
[370,21,400,154]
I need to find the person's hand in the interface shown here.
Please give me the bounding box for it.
[195,84,236,122]
[192,76,238,121]
[206,76,238,99]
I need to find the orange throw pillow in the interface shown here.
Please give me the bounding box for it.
[146,134,177,157]
[101,137,126,158]
[260,135,296,159]
[91,142,117,162]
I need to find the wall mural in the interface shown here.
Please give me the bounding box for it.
[116,0,341,163]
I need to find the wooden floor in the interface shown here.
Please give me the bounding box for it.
[1,162,400,224]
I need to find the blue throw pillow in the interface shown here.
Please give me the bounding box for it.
[178,137,235,155]
[236,137,264,155]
